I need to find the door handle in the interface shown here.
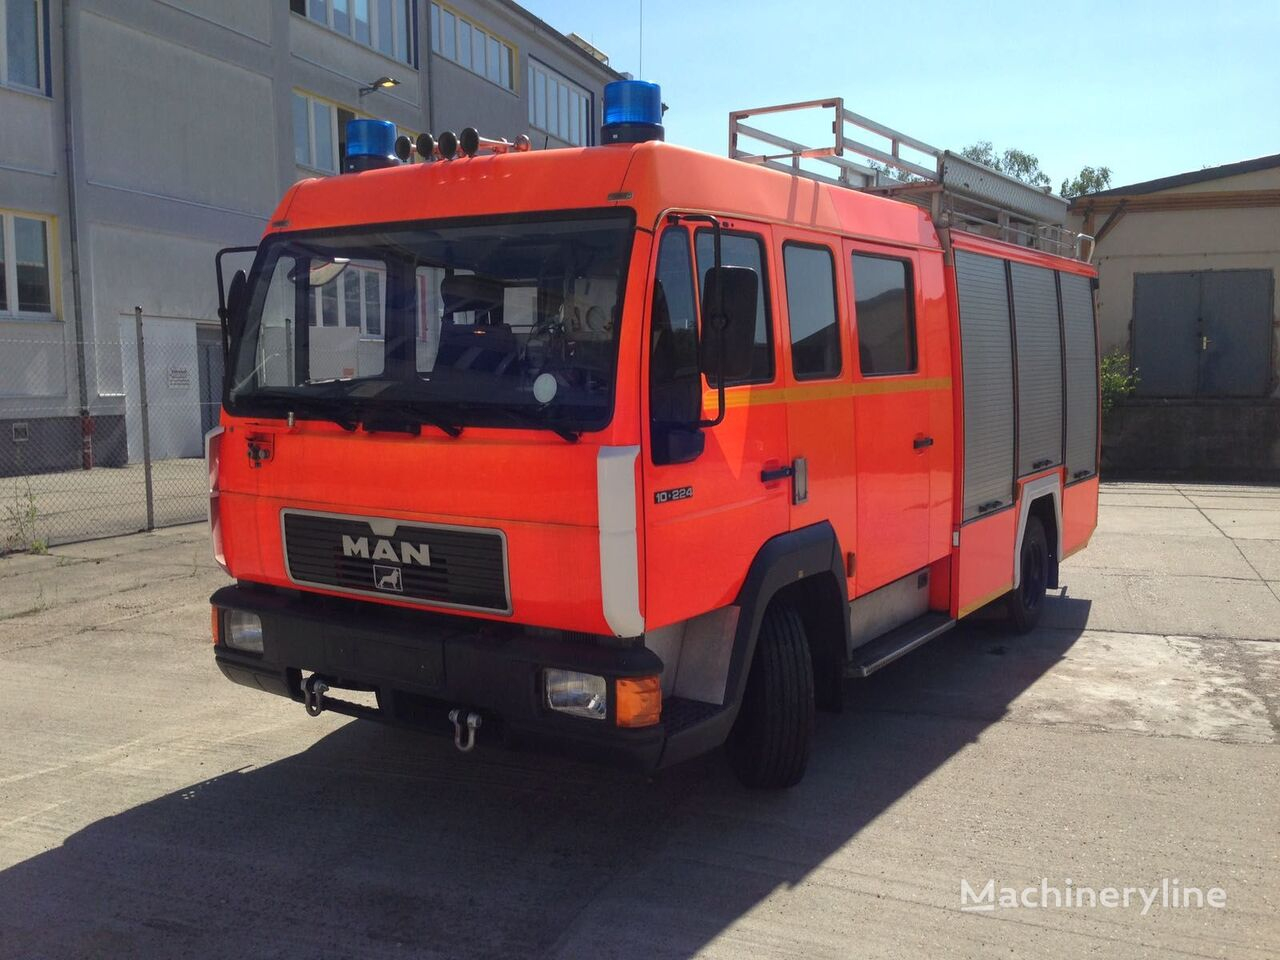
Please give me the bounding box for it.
[913,436,934,450]
[760,458,808,505]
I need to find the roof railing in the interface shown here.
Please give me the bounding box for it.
[728,98,1094,261]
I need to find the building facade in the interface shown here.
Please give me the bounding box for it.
[1069,155,1280,478]
[0,0,619,475]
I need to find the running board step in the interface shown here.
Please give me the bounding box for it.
[846,612,955,678]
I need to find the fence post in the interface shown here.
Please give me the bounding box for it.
[134,306,155,532]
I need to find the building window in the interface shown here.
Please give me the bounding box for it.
[293,91,366,174]
[1,0,46,92]
[851,253,917,376]
[527,59,591,146]
[0,210,54,318]
[295,0,415,65]
[310,264,386,336]
[430,3,513,90]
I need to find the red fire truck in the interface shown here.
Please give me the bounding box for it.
[209,85,1098,787]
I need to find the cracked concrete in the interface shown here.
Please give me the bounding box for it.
[0,482,1277,959]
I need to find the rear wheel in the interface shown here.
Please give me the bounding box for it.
[727,604,815,788]
[1006,515,1048,633]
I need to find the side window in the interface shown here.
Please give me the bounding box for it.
[695,230,774,385]
[649,228,700,424]
[851,253,917,376]
[783,243,841,380]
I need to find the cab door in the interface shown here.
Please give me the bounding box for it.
[774,231,856,560]
[641,218,789,630]
[845,242,932,595]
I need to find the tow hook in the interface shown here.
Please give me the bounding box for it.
[448,708,482,752]
[302,675,329,717]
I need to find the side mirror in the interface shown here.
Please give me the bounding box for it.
[701,265,757,389]
[220,269,248,338]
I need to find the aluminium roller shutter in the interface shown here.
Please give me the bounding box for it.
[955,251,1015,521]
[1060,272,1099,482]
[1010,262,1064,476]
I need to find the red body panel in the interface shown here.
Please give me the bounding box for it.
[954,509,1018,618]
[217,423,614,633]
[1063,476,1100,557]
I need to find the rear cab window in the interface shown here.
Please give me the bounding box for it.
[782,242,842,381]
[850,252,918,377]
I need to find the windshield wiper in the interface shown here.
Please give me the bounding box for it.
[360,399,463,439]
[240,390,358,431]
[467,404,581,443]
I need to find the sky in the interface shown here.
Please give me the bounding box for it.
[528,0,1280,192]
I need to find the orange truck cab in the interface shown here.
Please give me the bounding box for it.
[209,84,1099,787]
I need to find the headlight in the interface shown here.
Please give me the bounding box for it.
[225,609,264,654]
[544,669,606,721]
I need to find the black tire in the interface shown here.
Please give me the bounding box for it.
[727,604,815,788]
[1006,515,1048,633]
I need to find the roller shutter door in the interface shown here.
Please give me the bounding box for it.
[1060,272,1098,481]
[955,251,1015,520]
[1010,262,1063,476]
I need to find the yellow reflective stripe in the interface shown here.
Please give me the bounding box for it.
[957,583,1012,619]
[704,377,951,409]
[852,376,952,397]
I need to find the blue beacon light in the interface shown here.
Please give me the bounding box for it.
[344,119,399,172]
[601,80,665,144]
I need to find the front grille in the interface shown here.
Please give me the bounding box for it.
[281,510,510,614]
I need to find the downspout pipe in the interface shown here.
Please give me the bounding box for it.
[422,1,434,136]
[61,0,92,462]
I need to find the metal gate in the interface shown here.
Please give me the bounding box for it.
[1133,269,1273,397]
[197,326,224,438]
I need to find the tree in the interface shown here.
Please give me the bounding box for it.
[960,141,1052,191]
[869,140,1112,199]
[865,159,923,184]
[1060,165,1113,198]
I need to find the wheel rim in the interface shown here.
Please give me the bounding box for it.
[1022,540,1045,612]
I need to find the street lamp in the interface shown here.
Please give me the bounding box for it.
[358,76,400,98]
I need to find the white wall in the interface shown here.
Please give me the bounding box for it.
[87,223,225,401]
[78,11,280,217]
[116,315,201,462]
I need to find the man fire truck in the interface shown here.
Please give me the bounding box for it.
[209,82,1099,788]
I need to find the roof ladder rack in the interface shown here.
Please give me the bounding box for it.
[728,98,1094,261]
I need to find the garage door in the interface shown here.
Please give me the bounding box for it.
[1133,269,1273,398]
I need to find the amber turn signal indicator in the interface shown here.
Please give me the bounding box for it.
[615,676,662,728]
[210,607,221,646]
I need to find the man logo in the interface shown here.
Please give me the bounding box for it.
[342,534,431,567]
[373,565,403,592]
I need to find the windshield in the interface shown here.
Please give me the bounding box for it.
[227,212,634,434]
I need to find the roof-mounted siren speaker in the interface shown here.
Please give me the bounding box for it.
[601,80,665,144]
[344,119,400,172]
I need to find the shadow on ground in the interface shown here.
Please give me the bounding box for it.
[0,598,1090,959]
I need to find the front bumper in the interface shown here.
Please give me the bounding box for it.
[211,584,718,772]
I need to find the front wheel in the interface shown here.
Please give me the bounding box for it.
[1006,515,1048,633]
[727,604,815,788]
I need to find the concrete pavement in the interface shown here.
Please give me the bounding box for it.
[0,482,1277,959]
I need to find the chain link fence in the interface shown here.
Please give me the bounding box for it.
[1,311,221,553]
